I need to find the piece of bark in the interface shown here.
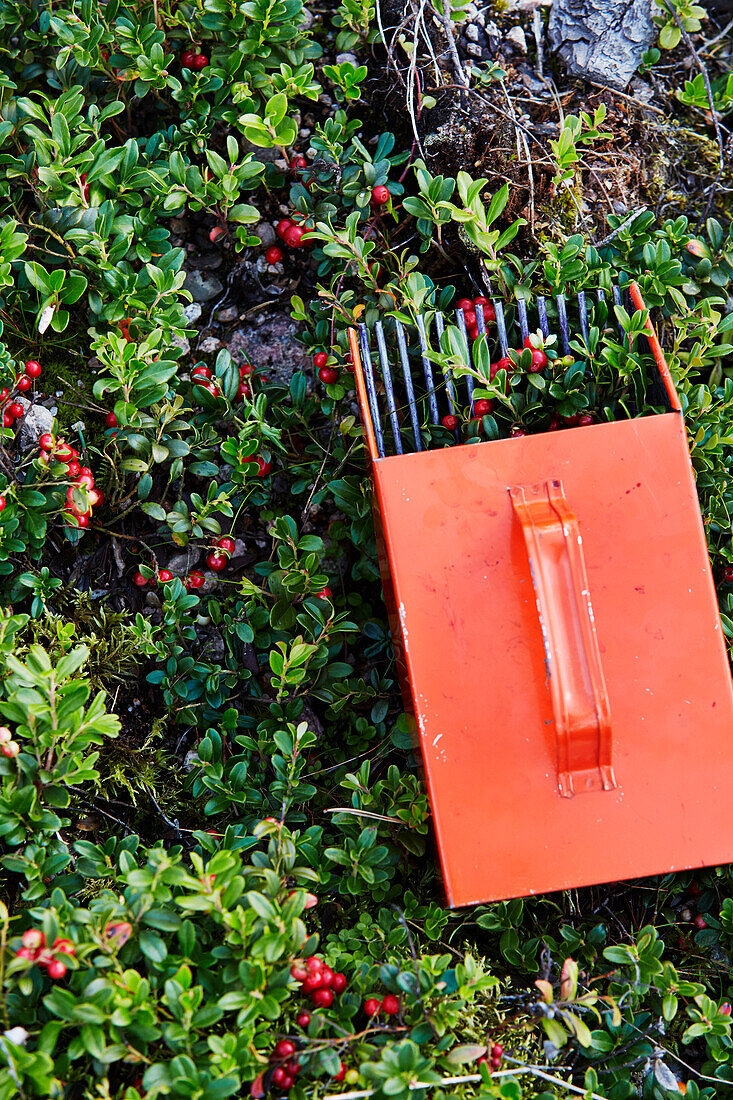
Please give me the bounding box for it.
[548,0,655,90]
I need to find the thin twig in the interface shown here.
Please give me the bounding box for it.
[440,0,469,90]
[594,206,649,248]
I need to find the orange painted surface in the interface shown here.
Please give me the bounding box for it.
[371,415,733,905]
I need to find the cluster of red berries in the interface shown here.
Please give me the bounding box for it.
[290,956,348,1010]
[190,361,252,403]
[0,358,42,429]
[313,352,339,386]
[456,296,497,341]
[38,433,103,529]
[133,536,237,590]
[478,1043,504,1072]
[0,726,19,758]
[363,992,400,1018]
[268,1040,303,1093]
[15,929,74,980]
[275,218,308,251]
[721,565,733,584]
[181,48,209,70]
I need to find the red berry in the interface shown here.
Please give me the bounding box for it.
[1,740,19,757]
[694,914,708,929]
[467,324,479,341]
[88,489,104,507]
[66,461,81,478]
[52,938,76,956]
[456,298,474,311]
[276,219,293,239]
[490,1057,502,1070]
[313,352,328,370]
[181,50,196,67]
[240,363,254,377]
[265,246,283,265]
[442,414,458,430]
[311,988,334,1008]
[290,963,308,983]
[295,1012,311,1027]
[290,155,308,173]
[721,1003,731,1016]
[529,350,548,372]
[320,966,334,988]
[548,416,561,431]
[76,471,95,490]
[186,571,206,590]
[364,997,381,1017]
[192,365,212,380]
[381,993,400,1015]
[318,366,338,385]
[306,957,323,974]
[236,380,251,401]
[47,959,67,980]
[55,442,74,461]
[15,946,34,960]
[463,309,477,328]
[24,360,42,378]
[216,537,235,554]
[333,1062,346,1083]
[271,1068,288,1088]
[4,410,17,426]
[256,457,271,476]
[314,587,332,601]
[371,185,390,205]
[8,403,23,419]
[511,426,527,437]
[192,53,209,70]
[16,376,31,392]
[491,1044,503,1058]
[577,413,593,427]
[285,1061,301,1076]
[721,566,733,583]
[0,495,5,513]
[206,551,227,572]
[104,412,118,428]
[209,227,225,243]
[274,1040,296,1059]
[133,571,148,587]
[22,929,45,951]
[158,570,173,583]
[477,1055,488,1066]
[474,399,492,416]
[331,972,347,994]
[283,225,305,248]
[491,357,513,379]
[301,975,321,995]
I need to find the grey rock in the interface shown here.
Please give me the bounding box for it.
[336,52,357,64]
[19,403,54,449]
[255,222,277,247]
[506,25,527,51]
[199,336,223,353]
[549,0,654,89]
[217,306,239,322]
[184,749,201,772]
[183,302,203,324]
[167,549,201,575]
[229,538,248,568]
[145,592,162,609]
[188,250,223,271]
[171,334,191,356]
[183,269,224,302]
[465,23,480,40]
[466,42,483,57]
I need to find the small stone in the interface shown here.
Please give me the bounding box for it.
[466,42,483,57]
[183,302,203,325]
[255,222,277,247]
[184,749,201,772]
[189,250,223,271]
[336,52,357,64]
[199,336,222,353]
[217,306,238,322]
[145,592,162,609]
[19,403,54,449]
[465,23,480,40]
[506,25,527,51]
[71,420,85,433]
[183,270,224,302]
[171,334,191,356]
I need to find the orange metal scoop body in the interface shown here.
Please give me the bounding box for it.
[349,288,733,906]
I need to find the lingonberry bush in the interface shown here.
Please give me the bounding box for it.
[0,0,731,1098]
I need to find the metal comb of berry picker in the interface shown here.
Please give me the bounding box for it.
[351,283,671,457]
[347,280,733,909]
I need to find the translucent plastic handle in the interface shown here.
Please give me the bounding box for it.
[510,479,617,798]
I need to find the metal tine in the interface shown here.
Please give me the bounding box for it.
[435,313,461,442]
[611,284,626,344]
[415,314,440,426]
[494,299,510,357]
[375,321,403,455]
[358,324,386,458]
[577,290,589,347]
[556,293,570,355]
[475,305,489,393]
[537,296,550,339]
[517,298,530,343]
[454,309,475,408]
[394,319,423,452]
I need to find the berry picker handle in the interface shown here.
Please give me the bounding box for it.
[510,479,617,798]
